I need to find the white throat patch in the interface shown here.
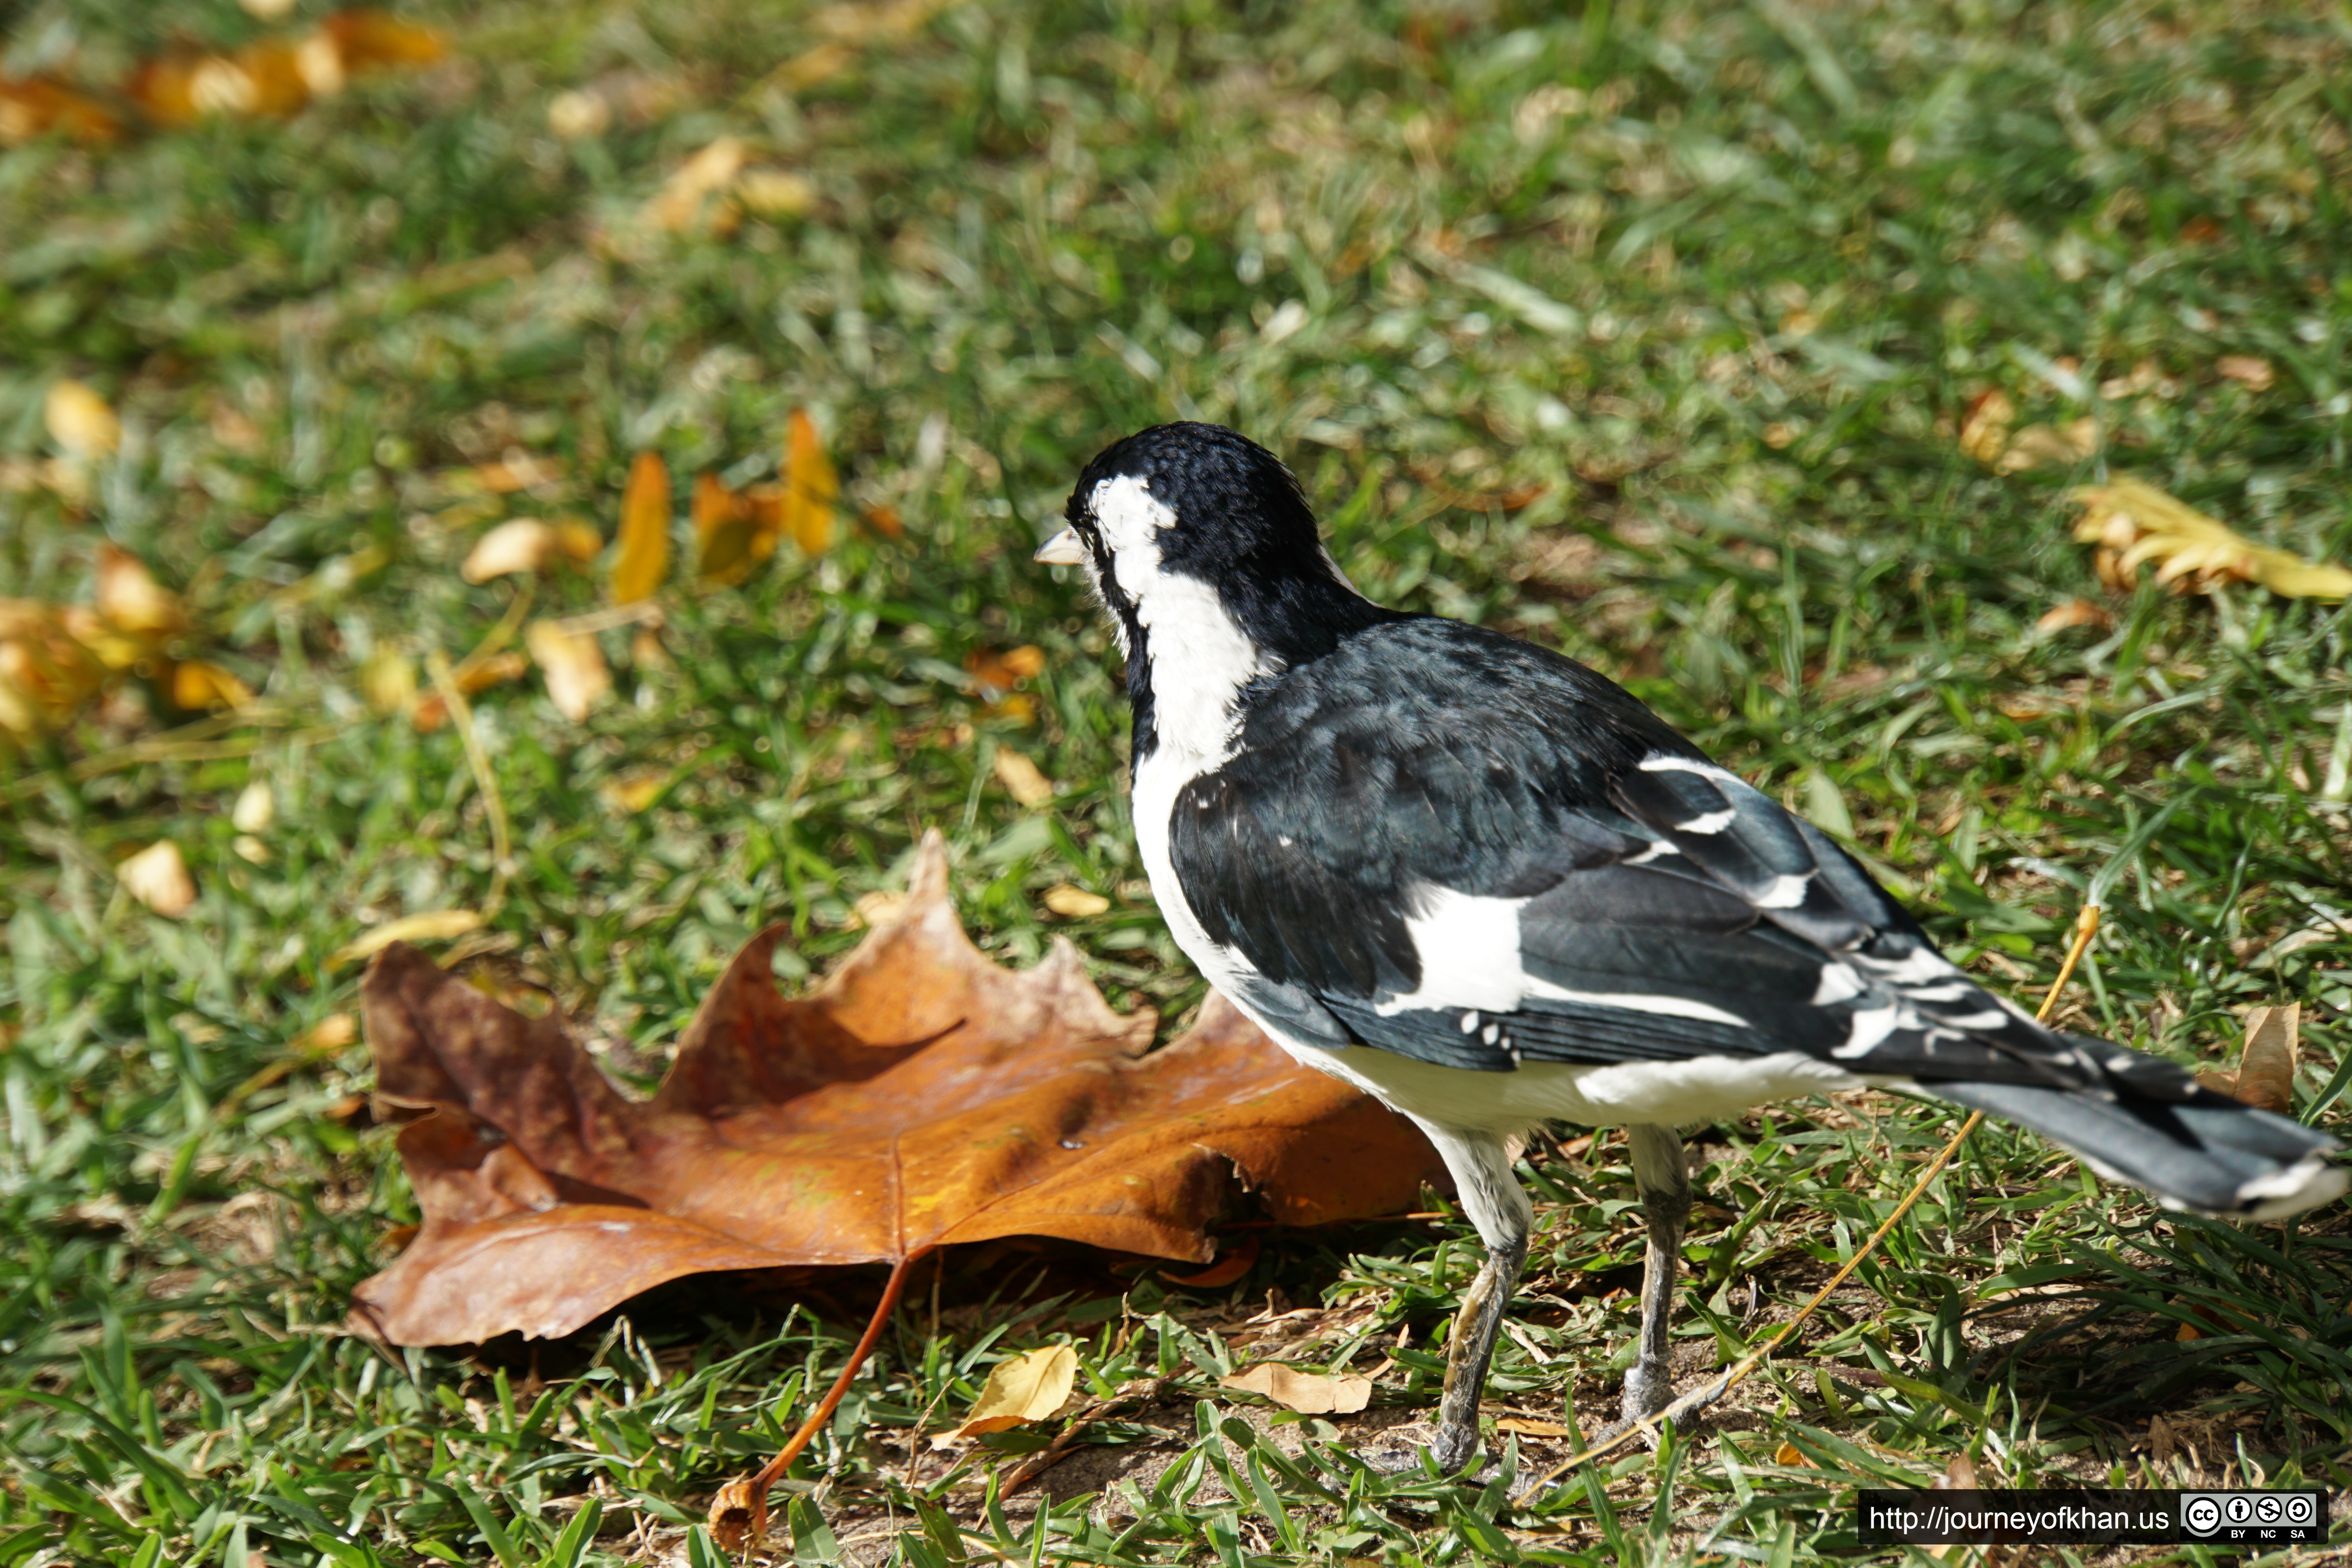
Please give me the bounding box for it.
[1087,473,1272,766]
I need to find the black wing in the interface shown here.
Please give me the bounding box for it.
[1169,618,2181,1101]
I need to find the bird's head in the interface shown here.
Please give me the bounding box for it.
[1038,423,1384,684]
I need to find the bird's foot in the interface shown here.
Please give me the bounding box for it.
[1348,1421,1485,1479]
[1606,1357,1675,1448]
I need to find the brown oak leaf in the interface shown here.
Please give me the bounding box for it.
[351,833,1444,1345]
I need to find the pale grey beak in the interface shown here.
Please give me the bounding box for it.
[1034,526,1086,566]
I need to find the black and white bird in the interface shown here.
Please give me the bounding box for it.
[1036,422,2345,1471]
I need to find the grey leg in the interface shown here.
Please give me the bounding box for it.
[1621,1123,1690,1425]
[1412,1123,1534,1473]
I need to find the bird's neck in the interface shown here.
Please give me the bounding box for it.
[1123,566,1398,766]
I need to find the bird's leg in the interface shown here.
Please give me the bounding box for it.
[1432,1232,1528,1472]
[1396,1123,1534,1474]
[1621,1123,1690,1425]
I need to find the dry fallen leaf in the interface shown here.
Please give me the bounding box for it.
[546,89,610,140]
[967,645,1046,692]
[936,1345,1080,1445]
[45,380,121,458]
[993,749,1054,807]
[736,169,817,219]
[1043,884,1110,918]
[1221,1363,1374,1415]
[94,545,185,642]
[1160,1234,1258,1287]
[361,648,418,715]
[1773,1440,1814,1468]
[692,472,779,584]
[348,834,1445,1345]
[644,136,748,232]
[0,601,106,739]
[0,78,127,145]
[463,519,579,583]
[2230,1003,2298,1117]
[599,771,669,814]
[524,619,611,722]
[120,840,197,917]
[612,452,672,603]
[2073,479,2352,600]
[233,780,276,833]
[2215,355,2275,392]
[1994,416,2098,473]
[2035,598,2113,635]
[783,409,839,555]
[1957,390,2013,467]
[171,659,253,711]
[1494,1417,1574,1438]
[328,909,486,971]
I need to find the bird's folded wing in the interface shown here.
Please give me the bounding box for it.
[1171,620,2179,1098]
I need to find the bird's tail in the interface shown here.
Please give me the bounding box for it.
[1931,1079,2345,1220]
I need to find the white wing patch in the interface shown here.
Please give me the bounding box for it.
[1375,886,1535,1016]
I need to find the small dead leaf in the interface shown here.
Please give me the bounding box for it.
[120,841,197,917]
[2149,1413,2178,1463]
[628,626,671,670]
[599,772,669,814]
[936,1345,1080,1445]
[1495,1417,1573,1437]
[1995,417,2098,474]
[463,519,565,583]
[0,78,127,145]
[525,620,611,722]
[612,452,672,603]
[1958,389,2014,466]
[319,11,450,73]
[348,836,1445,1345]
[783,409,839,555]
[848,890,906,929]
[172,659,253,711]
[45,380,121,458]
[2230,1004,2298,1116]
[967,645,1045,692]
[361,648,417,715]
[546,89,609,140]
[1221,1363,1374,1416]
[2215,355,2275,392]
[693,472,778,584]
[1933,1450,1978,1490]
[2035,598,2112,635]
[1773,1440,1814,1468]
[864,503,904,539]
[233,835,270,865]
[0,601,106,738]
[735,169,816,218]
[297,1013,359,1053]
[1043,884,1110,918]
[645,136,747,232]
[2176,1319,2203,1341]
[232,780,275,833]
[993,749,1054,807]
[2073,479,2352,601]
[94,546,184,647]
[1161,1234,1259,1288]
[328,909,485,970]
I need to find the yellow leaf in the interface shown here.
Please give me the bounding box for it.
[935,1345,1077,1445]
[1220,1363,1373,1415]
[693,472,776,584]
[645,136,747,232]
[546,89,610,140]
[612,452,672,604]
[94,545,184,639]
[598,771,669,814]
[1773,1440,1813,1468]
[328,909,485,970]
[45,380,120,458]
[462,519,566,583]
[0,601,106,737]
[735,168,816,218]
[232,780,275,833]
[992,748,1054,807]
[1957,389,2013,466]
[2071,479,2352,601]
[1042,884,1110,918]
[295,1012,358,1052]
[525,619,611,722]
[120,841,197,917]
[172,659,252,711]
[783,409,839,555]
[552,519,604,562]
[361,648,418,715]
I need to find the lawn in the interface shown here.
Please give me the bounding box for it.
[4,0,2351,1563]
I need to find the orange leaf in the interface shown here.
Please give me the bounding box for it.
[0,77,127,145]
[348,836,1445,1345]
[0,603,106,739]
[1161,1234,1260,1288]
[783,409,839,555]
[612,452,672,604]
[693,472,776,584]
[94,545,185,641]
[171,659,253,711]
[319,10,450,72]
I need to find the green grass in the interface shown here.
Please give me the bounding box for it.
[4,0,2352,1562]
